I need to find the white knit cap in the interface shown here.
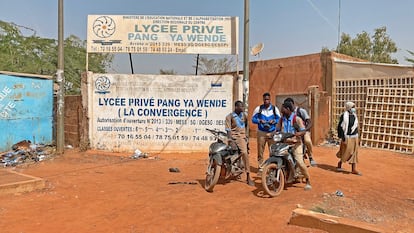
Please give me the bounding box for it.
[345,101,355,110]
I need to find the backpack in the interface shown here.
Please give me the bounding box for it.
[296,107,311,128]
[296,107,303,121]
[258,104,278,118]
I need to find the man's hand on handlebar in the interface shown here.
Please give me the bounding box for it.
[286,137,298,143]
[295,131,305,137]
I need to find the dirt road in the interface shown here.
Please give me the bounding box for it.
[0,142,413,233]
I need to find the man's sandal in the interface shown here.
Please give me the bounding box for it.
[351,171,362,176]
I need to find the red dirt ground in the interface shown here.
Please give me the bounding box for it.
[0,141,413,233]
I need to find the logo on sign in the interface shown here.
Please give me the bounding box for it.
[92,16,121,45]
[93,16,116,38]
[95,76,111,94]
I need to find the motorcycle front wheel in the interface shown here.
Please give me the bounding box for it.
[261,163,285,197]
[205,157,221,192]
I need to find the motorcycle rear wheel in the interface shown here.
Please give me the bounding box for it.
[261,163,285,197]
[205,158,221,192]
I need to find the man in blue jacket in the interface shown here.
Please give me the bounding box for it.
[251,93,280,172]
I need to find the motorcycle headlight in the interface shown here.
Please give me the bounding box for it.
[273,134,282,142]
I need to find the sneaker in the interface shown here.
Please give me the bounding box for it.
[257,168,263,176]
[304,184,312,191]
[351,171,362,176]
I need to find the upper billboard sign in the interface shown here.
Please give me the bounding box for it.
[87,15,238,55]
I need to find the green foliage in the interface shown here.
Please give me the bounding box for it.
[0,21,113,94]
[0,21,57,74]
[193,55,236,74]
[159,69,177,75]
[405,50,414,64]
[321,47,331,53]
[336,26,398,64]
[64,35,113,94]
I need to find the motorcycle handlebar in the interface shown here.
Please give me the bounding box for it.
[267,132,296,141]
[206,128,227,137]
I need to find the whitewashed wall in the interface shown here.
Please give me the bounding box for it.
[87,73,233,153]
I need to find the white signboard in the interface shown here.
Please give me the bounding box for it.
[88,73,233,153]
[87,15,238,54]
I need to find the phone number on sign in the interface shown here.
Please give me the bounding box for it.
[117,134,213,141]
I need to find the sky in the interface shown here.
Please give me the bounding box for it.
[0,0,413,75]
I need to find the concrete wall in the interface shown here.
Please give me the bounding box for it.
[86,73,233,153]
[246,52,372,144]
[246,52,414,145]
[249,54,324,104]
[63,73,242,151]
[248,53,331,143]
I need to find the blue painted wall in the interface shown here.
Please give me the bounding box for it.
[0,74,53,151]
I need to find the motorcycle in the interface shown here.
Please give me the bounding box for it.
[204,128,245,192]
[261,132,305,197]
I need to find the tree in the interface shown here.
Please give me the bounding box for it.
[0,21,113,94]
[0,21,56,75]
[405,50,414,64]
[321,47,331,53]
[336,26,398,64]
[64,35,113,94]
[159,69,177,75]
[193,55,236,74]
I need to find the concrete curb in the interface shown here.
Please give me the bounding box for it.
[0,170,46,195]
[289,208,383,233]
